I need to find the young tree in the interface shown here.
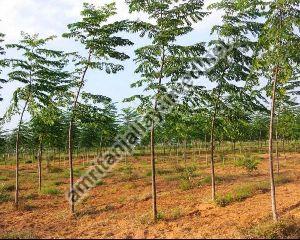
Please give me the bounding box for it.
[126,0,208,220]
[30,106,67,190]
[205,0,264,200]
[5,33,69,208]
[62,2,133,214]
[255,0,300,221]
[76,93,118,155]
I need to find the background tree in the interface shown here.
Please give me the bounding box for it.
[126,0,208,220]
[254,0,300,221]
[0,29,6,102]
[62,2,133,213]
[199,0,264,200]
[4,33,69,208]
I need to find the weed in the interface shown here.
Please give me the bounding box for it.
[95,180,104,186]
[0,231,39,239]
[41,187,61,196]
[235,154,261,173]
[0,183,14,192]
[0,192,11,203]
[168,208,182,220]
[215,193,234,207]
[49,167,64,173]
[241,217,300,239]
[53,181,65,186]
[179,179,194,191]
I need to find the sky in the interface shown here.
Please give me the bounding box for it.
[0,0,222,129]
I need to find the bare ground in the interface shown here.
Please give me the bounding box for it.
[0,152,299,238]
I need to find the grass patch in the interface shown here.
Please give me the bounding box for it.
[179,179,194,191]
[215,176,292,207]
[0,231,39,239]
[163,174,182,182]
[157,169,173,175]
[53,181,65,186]
[41,186,61,196]
[95,180,104,186]
[48,166,64,173]
[197,175,226,186]
[0,176,9,181]
[0,192,12,203]
[241,217,300,239]
[167,208,182,220]
[25,193,38,200]
[0,183,13,203]
[215,193,234,207]
[0,183,14,192]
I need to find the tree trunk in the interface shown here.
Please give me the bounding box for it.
[210,111,217,201]
[205,134,208,165]
[68,52,91,214]
[268,66,279,222]
[15,100,28,209]
[150,121,157,220]
[68,120,75,214]
[38,140,43,191]
[275,118,279,175]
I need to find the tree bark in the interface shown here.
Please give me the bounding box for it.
[38,140,43,191]
[68,52,91,214]
[150,121,157,221]
[268,66,279,222]
[15,100,28,209]
[210,111,217,201]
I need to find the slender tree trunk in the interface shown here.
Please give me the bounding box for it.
[268,66,279,222]
[38,140,43,191]
[68,52,91,214]
[205,134,208,165]
[210,114,216,201]
[275,116,280,175]
[150,121,157,221]
[15,100,28,209]
[68,120,75,214]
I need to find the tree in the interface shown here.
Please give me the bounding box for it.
[30,106,67,190]
[76,93,118,154]
[126,0,208,220]
[5,33,69,208]
[205,0,264,200]
[0,29,6,102]
[255,0,300,221]
[62,2,133,214]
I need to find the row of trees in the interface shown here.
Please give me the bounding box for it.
[2,105,299,158]
[0,0,299,221]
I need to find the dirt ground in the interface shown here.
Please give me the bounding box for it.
[0,152,299,238]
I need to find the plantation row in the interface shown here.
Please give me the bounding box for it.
[0,0,299,224]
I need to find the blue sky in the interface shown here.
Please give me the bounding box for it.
[0,0,222,129]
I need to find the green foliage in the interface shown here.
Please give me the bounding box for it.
[41,186,61,196]
[5,33,70,121]
[235,154,261,173]
[242,217,300,239]
[0,231,39,239]
[215,193,234,207]
[0,182,13,203]
[126,0,208,111]
[216,176,291,207]
[0,29,6,102]
[179,179,194,191]
[0,183,14,192]
[48,166,64,173]
[0,192,11,203]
